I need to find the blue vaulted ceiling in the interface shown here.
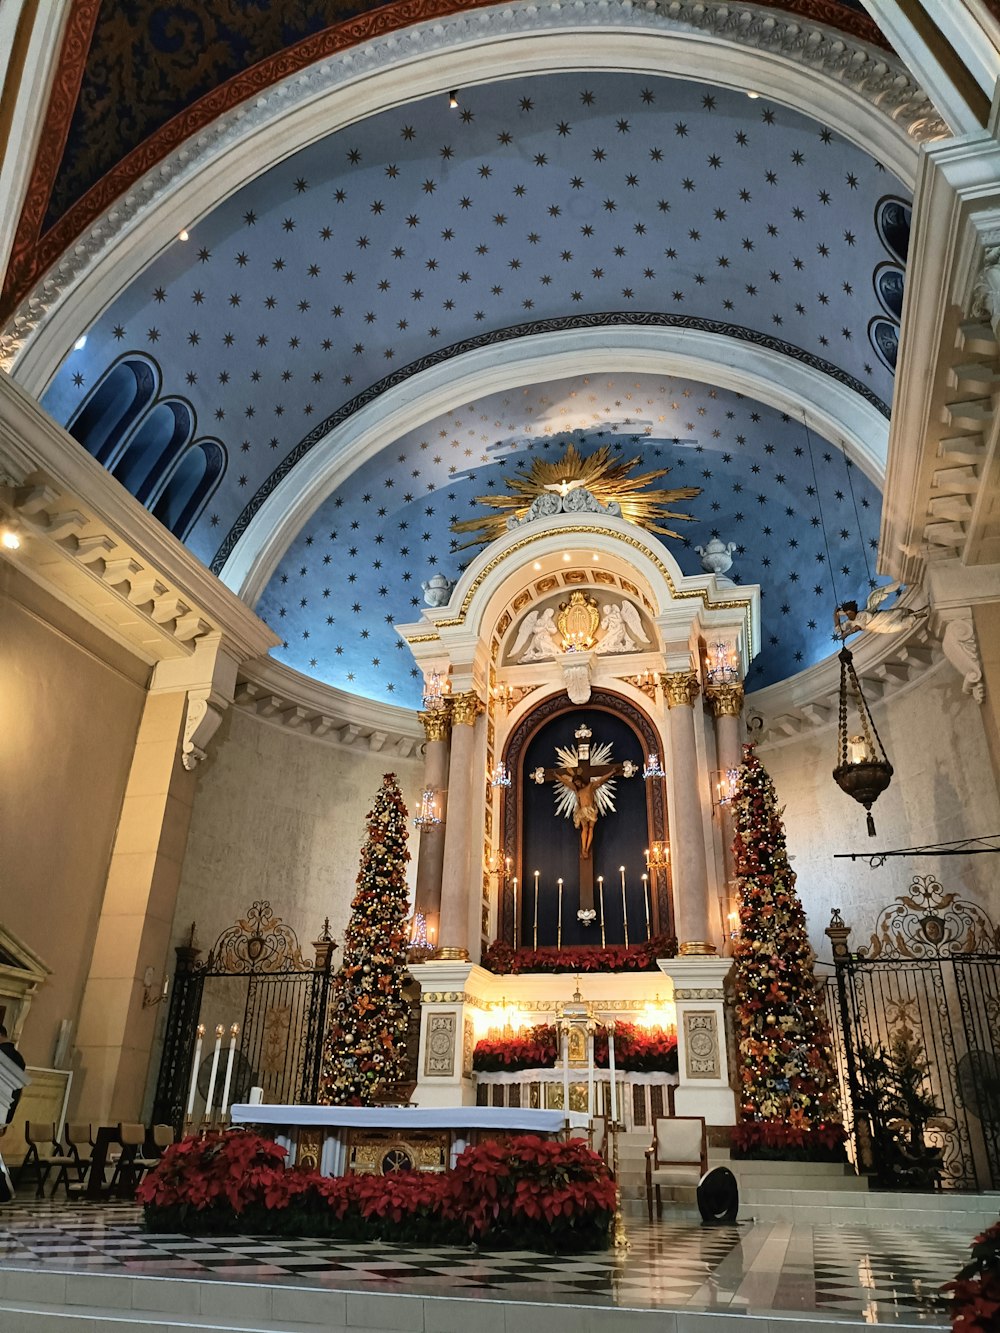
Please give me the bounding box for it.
[40,70,906,706]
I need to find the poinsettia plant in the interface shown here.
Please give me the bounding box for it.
[473,1021,677,1074]
[481,934,676,975]
[943,1219,1000,1332]
[731,1119,846,1162]
[138,1130,615,1252]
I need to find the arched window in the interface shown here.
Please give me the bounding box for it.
[112,399,195,503]
[152,438,227,539]
[67,357,159,465]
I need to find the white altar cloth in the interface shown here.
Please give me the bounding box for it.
[229,1104,591,1175]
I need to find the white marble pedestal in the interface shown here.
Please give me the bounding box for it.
[656,956,736,1125]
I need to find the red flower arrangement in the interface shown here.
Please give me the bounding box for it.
[481,934,676,975]
[473,1021,677,1074]
[943,1220,1000,1332]
[730,1119,846,1162]
[137,1131,615,1252]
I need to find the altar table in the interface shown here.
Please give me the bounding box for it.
[229,1104,591,1176]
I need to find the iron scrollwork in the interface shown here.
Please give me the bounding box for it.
[860,875,1000,960]
[206,900,313,974]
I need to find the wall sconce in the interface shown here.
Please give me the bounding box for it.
[492,683,515,711]
[490,760,512,788]
[642,751,665,780]
[705,641,740,686]
[142,967,169,1008]
[646,842,670,870]
[413,788,444,830]
[711,769,740,812]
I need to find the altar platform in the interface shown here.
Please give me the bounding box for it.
[0,1199,962,1331]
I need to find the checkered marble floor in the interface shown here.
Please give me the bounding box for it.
[0,1199,971,1325]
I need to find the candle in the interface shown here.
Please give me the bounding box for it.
[204,1024,224,1121]
[533,871,540,949]
[598,876,606,947]
[587,1028,595,1119]
[608,1020,618,1124]
[642,873,651,940]
[557,878,563,949]
[620,866,629,948]
[219,1023,240,1118]
[644,848,650,870]
[561,1026,571,1121]
[512,876,519,950]
[186,1023,205,1119]
[848,735,872,764]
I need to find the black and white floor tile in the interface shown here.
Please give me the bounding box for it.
[0,1200,967,1324]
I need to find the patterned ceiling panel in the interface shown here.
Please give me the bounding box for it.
[255,373,883,708]
[43,72,906,579]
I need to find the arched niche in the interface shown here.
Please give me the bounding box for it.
[153,437,227,539]
[498,689,671,950]
[113,398,196,502]
[67,355,159,466]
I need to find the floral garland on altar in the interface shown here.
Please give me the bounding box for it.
[480,934,676,975]
[473,1021,678,1074]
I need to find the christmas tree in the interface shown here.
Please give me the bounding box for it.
[731,745,842,1153]
[320,773,412,1105]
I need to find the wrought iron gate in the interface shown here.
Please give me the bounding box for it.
[825,877,1000,1190]
[153,902,336,1134]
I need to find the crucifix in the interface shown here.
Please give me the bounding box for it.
[531,724,638,917]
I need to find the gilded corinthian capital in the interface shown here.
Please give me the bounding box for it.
[450,690,484,727]
[661,671,701,709]
[419,706,452,743]
[704,682,744,718]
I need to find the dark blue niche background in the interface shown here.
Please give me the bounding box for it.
[518,709,652,949]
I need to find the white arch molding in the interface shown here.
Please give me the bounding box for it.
[2,6,939,387]
[222,327,890,605]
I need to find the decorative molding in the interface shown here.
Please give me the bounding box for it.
[419,707,453,743]
[1,0,939,374]
[860,875,1000,959]
[940,615,985,703]
[423,1012,457,1077]
[560,651,595,706]
[451,690,484,727]
[674,987,725,1001]
[662,671,701,709]
[682,1010,721,1079]
[182,694,226,771]
[704,682,744,718]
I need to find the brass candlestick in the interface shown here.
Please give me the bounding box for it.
[609,1119,630,1250]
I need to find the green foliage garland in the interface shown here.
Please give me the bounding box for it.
[320,773,411,1105]
[731,745,842,1145]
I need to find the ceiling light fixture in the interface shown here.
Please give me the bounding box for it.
[178,229,190,241]
[746,90,760,99]
[73,335,87,351]
[533,561,542,571]
[562,553,571,562]
[448,91,459,109]
[1,527,22,551]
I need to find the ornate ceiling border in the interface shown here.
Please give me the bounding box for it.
[2,0,943,380]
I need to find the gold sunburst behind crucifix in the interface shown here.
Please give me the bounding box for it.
[451,443,701,550]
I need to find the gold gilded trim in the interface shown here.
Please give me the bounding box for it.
[704,683,744,718]
[419,706,452,742]
[662,671,701,709]
[451,690,484,727]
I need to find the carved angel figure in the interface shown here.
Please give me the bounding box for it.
[835,581,927,638]
[509,607,561,662]
[594,601,649,655]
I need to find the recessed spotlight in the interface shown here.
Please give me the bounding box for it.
[746,90,760,100]
[1,528,21,551]
[562,553,571,562]
[592,553,599,561]
[448,91,459,110]
[533,561,542,571]
[178,228,190,241]
[73,335,87,351]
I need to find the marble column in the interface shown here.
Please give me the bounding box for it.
[414,706,452,947]
[705,682,744,946]
[662,670,715,955]
[436,690,483,959]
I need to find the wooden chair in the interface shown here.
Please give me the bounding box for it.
[52,1122,93,1198]
[109,1123,150,1198]
[16,1122,78,1199]
[645,1115,707,1221]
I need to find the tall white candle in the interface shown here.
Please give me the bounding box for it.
[186,1023,205,1118]
[642,873,651,940]
[620,866,629,948]
[512,877,518,950]
[533,871,540,949]
[587,1029,595,1119]
[608,1021,618,1124]
[204,1024,224,1121]
[219,1023,240,1118]
[557,878,563,949]
[561,1026,571,1121]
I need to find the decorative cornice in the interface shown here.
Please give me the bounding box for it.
[1,1,942,374]
[705,682,745,718]
[451,689,484,727]
[662,670,701,709]
[419,706,453,743]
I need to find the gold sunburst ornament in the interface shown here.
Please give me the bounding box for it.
[451,443,701,550]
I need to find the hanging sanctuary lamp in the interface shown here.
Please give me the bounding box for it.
[833,646,893,836]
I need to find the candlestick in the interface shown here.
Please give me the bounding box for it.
[533,871,539,949]
[561,1026,571,1121]
[598,876,606,947]
[642,873,651,941]
[204,1024,224,1122]
[587,1028,595,1119]
[557,878,563,949]
[186,1023,205,1119]
[512,876,518,950]
[644,848,650,870]
[608,1019,618,1123]
[219,1023,240,1118]
[619,866,629,948]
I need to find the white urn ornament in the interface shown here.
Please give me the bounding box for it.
[421,573,454,607]
[695,537,737,580]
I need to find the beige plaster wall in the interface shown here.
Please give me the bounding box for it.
[172,706,424,960]
[757,661,1000,964]
[0,562,148,1067]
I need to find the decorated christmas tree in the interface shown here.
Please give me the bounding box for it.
[320,773,412,1105]
[730,745,843,1157]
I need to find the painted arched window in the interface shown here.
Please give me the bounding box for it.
[113,398,195,503]
[152,438,227,539]
[67,356,159,465]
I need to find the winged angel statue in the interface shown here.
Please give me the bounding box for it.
[509,607,562,662]
[834,580,927,638]
[594,601,649,655]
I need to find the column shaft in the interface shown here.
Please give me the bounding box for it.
[663,672,714,953]
[437,692,482,958]
[414,709,451,945]
[706,683,744,892]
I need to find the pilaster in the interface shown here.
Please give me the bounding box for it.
[662,669,715,954]
[657,956,736,1126]
[414,706,452,942]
